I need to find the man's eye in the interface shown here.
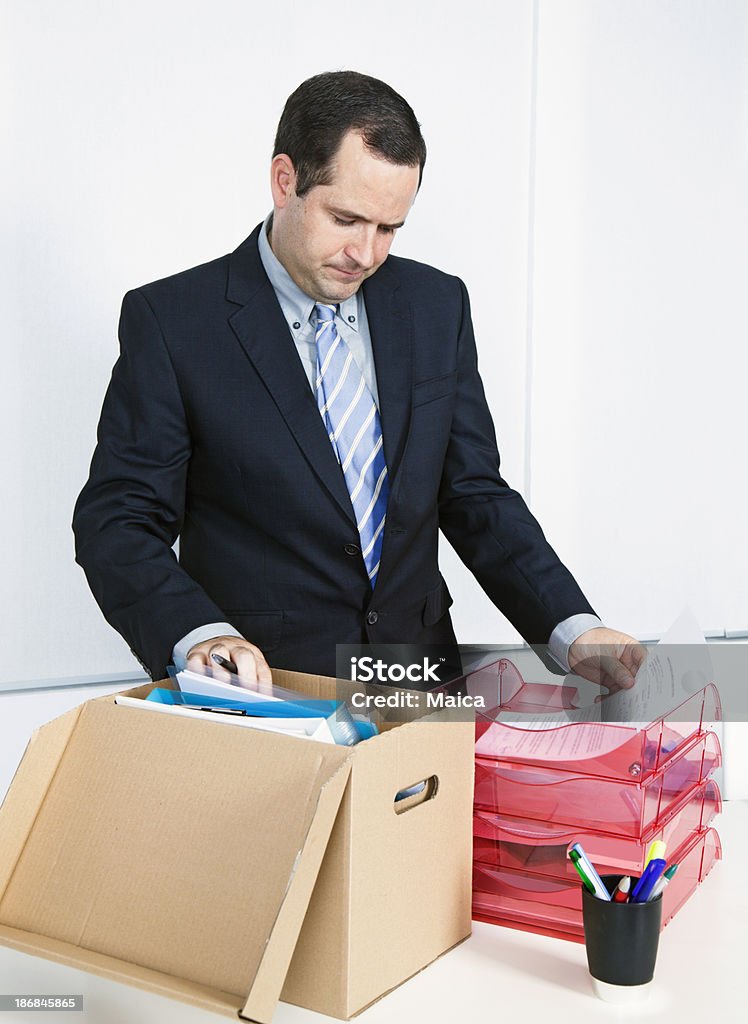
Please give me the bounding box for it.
[379,226,396,235]
[333,215,355,226]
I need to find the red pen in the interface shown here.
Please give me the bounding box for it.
[613,876,631,903]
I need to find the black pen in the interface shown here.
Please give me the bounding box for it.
[182,704,248,716]
[211,653,238,674]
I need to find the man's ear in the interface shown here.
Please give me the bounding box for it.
[270,153,296,208]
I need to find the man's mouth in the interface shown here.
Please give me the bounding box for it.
[329,266,364,279]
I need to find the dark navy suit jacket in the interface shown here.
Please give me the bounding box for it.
[73,224,594,680]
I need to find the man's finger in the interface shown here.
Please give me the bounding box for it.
[230,646,261,685]
[205,643,234,682]
[228,644,273,690]
[186,652,209,674]
[254,654,273,688]
[600,655,636,691]
[625,643,648,673]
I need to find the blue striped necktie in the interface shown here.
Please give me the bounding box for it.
[314,303,388,587]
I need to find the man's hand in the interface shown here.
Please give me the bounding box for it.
[568,628,647,700]
[186,635,273,689]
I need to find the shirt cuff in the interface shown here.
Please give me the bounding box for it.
[547,614,604,673]
[172,623,244,672]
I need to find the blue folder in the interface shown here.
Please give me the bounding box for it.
[146,688,377,743]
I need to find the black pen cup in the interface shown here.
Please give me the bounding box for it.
[581,874,662,1001]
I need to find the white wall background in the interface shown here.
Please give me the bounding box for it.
[1,0,746,689]
[529,0,748,639]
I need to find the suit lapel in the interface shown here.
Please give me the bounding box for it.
[226,227,357,527]
[362,263,413,491]
[225,227,414,535]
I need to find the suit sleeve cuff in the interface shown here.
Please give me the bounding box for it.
[172,623,245,671]
[548,614,604,673]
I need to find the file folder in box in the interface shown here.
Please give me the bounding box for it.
[473,776,721,879]
[474,729,721,836]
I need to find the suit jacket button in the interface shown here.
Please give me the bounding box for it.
[366,610,379,625]
[344,543,360,555]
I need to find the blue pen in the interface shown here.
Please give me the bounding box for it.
[569,843,611,901]
[630,858,667,903]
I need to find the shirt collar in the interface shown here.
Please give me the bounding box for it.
[258,212,360,332]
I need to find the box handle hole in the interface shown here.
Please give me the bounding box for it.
[393,775,439,814]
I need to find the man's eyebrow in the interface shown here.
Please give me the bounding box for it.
[330,206,406,230]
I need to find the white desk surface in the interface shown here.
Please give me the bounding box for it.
[1,800,744,1024]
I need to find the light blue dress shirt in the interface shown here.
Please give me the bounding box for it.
[172,214,602,673]
[255,213,380,407]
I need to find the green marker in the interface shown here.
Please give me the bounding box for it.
[647,862,679,902]
[569,848,597,895]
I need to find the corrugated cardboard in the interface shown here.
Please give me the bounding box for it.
[0,669,474,1020]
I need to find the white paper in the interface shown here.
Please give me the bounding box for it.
[114,694,336,743]
[474,609,711,762]
[175,668,281,702]
[597,608,711,727]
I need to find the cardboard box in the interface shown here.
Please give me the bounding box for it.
[0,669,474,1021]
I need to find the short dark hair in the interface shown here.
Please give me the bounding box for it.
[273,70,427,198]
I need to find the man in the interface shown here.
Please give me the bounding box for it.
[73,71,642,692]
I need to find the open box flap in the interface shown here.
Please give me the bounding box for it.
[0,686,353,1024]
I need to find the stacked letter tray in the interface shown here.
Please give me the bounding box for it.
[472,826,721,941]
[473,775,721,880]
[459,659,722,941]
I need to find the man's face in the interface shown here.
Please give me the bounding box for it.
[270,130,420,303]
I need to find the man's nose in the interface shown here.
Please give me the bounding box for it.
[344,229,377,270]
